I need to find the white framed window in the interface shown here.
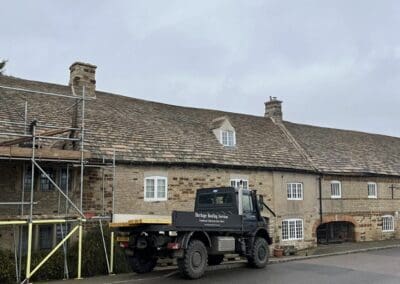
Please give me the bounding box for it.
[144,176,168,201]
[368,182,377,198]
[330,181,341,198]
[282,219,303,240]
[220,130,236,147]
[287,183,303,200]
[382,215,394,232]
[230,179,248,190]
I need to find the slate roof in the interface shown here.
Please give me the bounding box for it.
[0,75,313,172]
[1,75,399,176]
[285,122,400,176]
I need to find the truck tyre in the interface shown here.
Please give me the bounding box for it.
[127,252,157,274]
[247,237,269,268]
[178,240,208,279]
[208,254,224,265]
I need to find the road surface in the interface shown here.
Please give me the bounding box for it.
[46,247,400,284]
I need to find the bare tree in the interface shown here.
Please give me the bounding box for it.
[0,60,7,75]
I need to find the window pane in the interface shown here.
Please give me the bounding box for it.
[331,182,340,197]
[222,131,228,145]
[157,178,166,198]
[287,184,291,198]
[296,220,303,239]
[60,168,68,192]
[215,193,233,205]
[242,195,253,213]
[24,166,33,191]
[145,179,155,198]
[39,225,53,250]
[368,183,376,197]
[231,179,248,189]
[40,168,55,191]
[282,221,288,240]
[56,224,71,242]
[383,216,394,231]
[227,131,234,146]
[289,220,295,239]
[199,194,214,205]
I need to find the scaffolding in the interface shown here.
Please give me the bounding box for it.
[0,84,116,283]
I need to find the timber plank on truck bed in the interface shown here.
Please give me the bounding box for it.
[110,214,172,228]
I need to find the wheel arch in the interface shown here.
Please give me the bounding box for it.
[179,231,211,249]
[254,228,272,245]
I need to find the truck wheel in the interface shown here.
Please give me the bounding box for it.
[208,254,224,265]
[247,237,269,268]
[178,240,208,279]
[127,252,157,274]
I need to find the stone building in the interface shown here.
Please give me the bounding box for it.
[0,62,399,251]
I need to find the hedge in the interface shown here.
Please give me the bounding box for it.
[0,225,131,283]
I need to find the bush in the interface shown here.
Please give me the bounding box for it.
[29,250,65,281]
[68,225,132,277]
[1,224,131,283]
[0,249,16,284]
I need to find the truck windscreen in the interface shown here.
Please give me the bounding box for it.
[198,192,233,206]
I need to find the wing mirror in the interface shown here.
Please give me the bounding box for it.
[258,195,264,211]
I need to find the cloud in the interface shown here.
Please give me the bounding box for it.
[2,0,400,136]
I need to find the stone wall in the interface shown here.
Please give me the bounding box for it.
[271,172,320,249]
[113,164,274,215]
[318,175,400,243]
[1,162,400,252]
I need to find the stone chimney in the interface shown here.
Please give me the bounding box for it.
[69,62,97,98]
[264,96,283,122]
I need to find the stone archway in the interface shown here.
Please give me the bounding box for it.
[313,215,359,244]
[316,222,355,244]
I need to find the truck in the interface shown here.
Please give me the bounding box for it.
[111,186,275,279]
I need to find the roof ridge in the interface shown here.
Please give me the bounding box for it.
[285,121,400,140]
[1,75,268,120]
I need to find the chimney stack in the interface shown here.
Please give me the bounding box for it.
[264,96,283,122]
[69,62,97,98]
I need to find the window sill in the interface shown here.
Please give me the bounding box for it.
[144,199,168,202]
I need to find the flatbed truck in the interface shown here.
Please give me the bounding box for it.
[111,186,274,279]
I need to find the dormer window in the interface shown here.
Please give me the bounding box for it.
[221,130,235,146]
[210,116,237,147]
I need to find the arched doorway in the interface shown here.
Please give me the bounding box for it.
[317,221,355,244]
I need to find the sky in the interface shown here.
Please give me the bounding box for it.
[2,0,400,136]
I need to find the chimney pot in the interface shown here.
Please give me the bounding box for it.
[265,97,283,122]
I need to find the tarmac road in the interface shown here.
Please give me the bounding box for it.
[45,247,400,284]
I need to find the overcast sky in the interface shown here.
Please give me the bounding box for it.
[2,1,399,136]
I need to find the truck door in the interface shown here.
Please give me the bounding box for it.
[242,193,258,232]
